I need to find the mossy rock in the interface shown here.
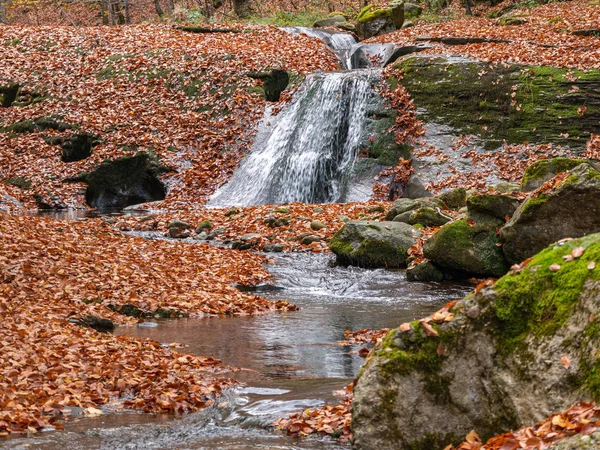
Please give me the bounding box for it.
[313,15,346,27]
[406,260,445,282]
[397,56,600,150]
[423,214,509,277]
[329,220,420,268]
[520,157,592,192]
[493,181,520,194]
[353,232,600,450]
[195,220,212,233]
[393,207,451,227]
[467,193,520,220]
[502,163,600,264]
[438,188,467,210]
[355,5,396,39]
[386,197,445,221]
[247,69,289,102]
[1,116,73,134]
[367,110,412,166]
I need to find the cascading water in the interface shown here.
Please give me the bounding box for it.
[209,70,380,207]
[208,27,395,208]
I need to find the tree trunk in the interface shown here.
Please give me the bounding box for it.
[0,0,6,24]
[464,0,472,15]
[153,0,164,16]
[124,0,130,23]
[232,0,252,18]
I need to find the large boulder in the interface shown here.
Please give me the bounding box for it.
[353,233,600,449]
[423,214,509,277]
[393,207,450,227]
[313,15,346,28]
[520,158,591,192]
[329,220,420,268]
[501,163,600,265]
[467,193,520,220]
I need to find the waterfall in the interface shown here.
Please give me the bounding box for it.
[208,70,379,207]
[281,27,357,69]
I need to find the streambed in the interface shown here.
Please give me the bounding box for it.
[4,251,470,450]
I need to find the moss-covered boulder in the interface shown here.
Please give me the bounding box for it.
[329,220,420,268]
[353,233,600,450]
[355,5,400,39]
[501,163,600,265]
[423,214,509,277]
[467,193,520,220]
[397,56,600,150]
[385,197,445,221]
[313,15,346,27]
[438,188,467,210]
[520,158,592,192]
[405,260,445,282]
[393,207,450,227]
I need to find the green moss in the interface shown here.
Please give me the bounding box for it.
[3,177,31,189]
[491,234,600,354]
[520,193,548,216]
[520,158,589,190]
[356,4,391,22]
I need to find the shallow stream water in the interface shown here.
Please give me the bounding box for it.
[4,251,471,450]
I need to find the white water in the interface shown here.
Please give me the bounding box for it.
[281,27,358,69]
[209,70,379,207]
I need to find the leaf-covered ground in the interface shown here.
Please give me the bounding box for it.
[0,25,338,209]
[0,213,294,434]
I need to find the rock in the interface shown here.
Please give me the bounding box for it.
[356,5,396,39]
[353,233,600,450]
[390,1,405,28]
[383,44,432,66]
[206,226,226,240]
[312,206,325,213]
[406,261,444,282]
[520,158,591,192]
[403,2,422,18]
[168,228,189,239]
[263,243,285,252]
[393,207,451,227]
[195,220,212,233]
[310,220,327,230]
[336,22,356,33]
[301,235,321,245]
[329,220,420,268]
[401,20,414,28]
[386,197,445,221]
[77,315,116,332]
[497,15,528,25]
[493,181,520,194]
[194,231,208,240]
[501,163,600,265]
[264,216,289,228]
[552,431,600,449]
[295,232,313,241]
[438,188,467,210]
[467,193,520,220]
[72,152,168,210]
[60,132,100,163]
[167,220,191,230]
[247,69,289,102]
[403,175,432,199]
[0,193,24,212]
[241,233,261,241]
[397,56,600,150]
[313,15,346,27]
[339,215,350,223]
[572,28,600,37]
[424,214,509,277]
[367,205,385,213]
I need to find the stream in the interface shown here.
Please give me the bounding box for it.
[4,251,471,450]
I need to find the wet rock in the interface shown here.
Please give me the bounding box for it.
[552,431,600,449]
[74,152,169,210]
[497,15,528,25]
[0,193,24,212]
[207,226,226,240]
[264,216,289,228]
[520,158,591,192]
[241,233,261,241]
[501,163,600,264]
[424,213,509,277]
[393,207,451,227]
[247,69,290,102]
[383,44,432,66]
[167,220,191,230]
[403,2,422,18]
[0,83,20,107]
[406,261,445,282]
[438,188,467,210]
[572,28,600,37]
[467,193,520,220]
[367,205,385,213]
[313,15,346,27]
[329,220,420,268]
[493,181,520,194]
[355,5,397,39]
[301,235,321,245]
[386,197,445,221]
[194,231,208,240]
[263,243,285,252]
[78,315,116,332]
[312,206,325,213]
[310,220,327,230]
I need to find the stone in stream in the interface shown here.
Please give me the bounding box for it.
[405,260,445,282]
[263,243,285,252]
[438,188,467,210]
[310,220,327,230]
[501,163,600,265]
[353,233,600,449]
[329,220,420,268]
[423,213,509,277]
[71,315,116,332]
[393,207,450,227]
[247,69,290,102]
[195,220,212,233]
[385,197,445,221]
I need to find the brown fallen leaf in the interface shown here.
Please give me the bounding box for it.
[589,261,596,270]
[465,429,482,445]
[571,247,585,258]
[421,321,439,337]
[549,264,561,272]
[437,343,445,356]
[400,322,411,332]
[560,355,571,369]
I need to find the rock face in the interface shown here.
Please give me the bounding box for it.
[329,220,420,268]
[552,431,600,449]
[501,163,600,265]
[467,193,520,220]
[247,69,289,102]
[353,233,600,450]
[77,152,169,210]
[423,214,509,277]
[60,132,99,162]
[355,5,398,39]
[520,158,591,192]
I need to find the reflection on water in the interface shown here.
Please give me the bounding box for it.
[3,252,472,450]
